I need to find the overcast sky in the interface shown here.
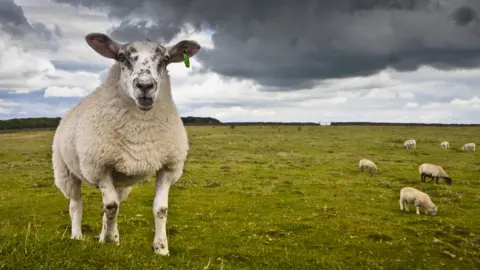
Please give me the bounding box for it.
[0,0,479,123]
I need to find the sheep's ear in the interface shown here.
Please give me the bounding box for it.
[85,33,121,60]
[165,40,201,64]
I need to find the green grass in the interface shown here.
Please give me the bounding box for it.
[0,125,479,269]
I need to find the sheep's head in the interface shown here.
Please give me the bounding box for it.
[427,205,438,216]
[443,177,452,185]
[85,33,200,111]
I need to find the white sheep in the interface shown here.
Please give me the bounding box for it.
[462,142,476,152]
[358,158,380,173]
[418,163,452,185]
[403,139,416,149]
[440,141,449,149]
[399,187,437,216]
[52,33,201,255]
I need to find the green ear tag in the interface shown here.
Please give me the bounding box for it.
[183,51,190,68]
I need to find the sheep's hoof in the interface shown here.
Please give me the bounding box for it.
[71,234,84,240]
[98,234,120,245]
[152,243,170,256]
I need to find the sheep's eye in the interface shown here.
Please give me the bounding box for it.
[163,55,170,63]
[117,53,126,62]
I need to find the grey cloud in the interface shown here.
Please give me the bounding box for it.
[53,0,480,90]
[0,0,63,50]
[452,5,478,26]
[108,20,180,43]
[0,0,29,25]
[0,89,80,120]
[51,60,108,73]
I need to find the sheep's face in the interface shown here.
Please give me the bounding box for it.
[444,177,452,185]
[428,206,438,216]
[85,33,200,111]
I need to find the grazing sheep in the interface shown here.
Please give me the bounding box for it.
[462,142,476,152]
[419,163,452,185]
[358,158,380,173]
[404,139,416,149]
[52,33,201,255]
[399,187,437,216]
[440,141,450,149]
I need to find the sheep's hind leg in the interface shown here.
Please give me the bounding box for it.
[152,165,184,255]
[53,160,83,240]
[69,182,83,240]
[98,175,120,245]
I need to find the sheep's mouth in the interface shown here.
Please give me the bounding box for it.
[136,97,154,110]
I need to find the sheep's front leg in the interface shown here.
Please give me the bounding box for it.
[414,200,422,215]
[152,166,183,255]
[98,176,120,244]
[427,175,434,183]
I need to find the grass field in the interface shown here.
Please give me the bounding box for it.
[0,125,479,269]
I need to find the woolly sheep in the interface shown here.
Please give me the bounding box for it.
[440,141,449,149]
[52,33,201,255]
[462,142,476,152]
[419,163,452,185]
[358,158,380,173]
[399,187,437,216]
[404,139,416,149]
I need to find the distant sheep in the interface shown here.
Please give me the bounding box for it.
[404,139,416,149]
[358,159,380,173]
[440,141,450,149]
[462,142,476,152]
[419,163,452,185]
[399,187,437,216]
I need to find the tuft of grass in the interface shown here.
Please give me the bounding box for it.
[0,126,479,269]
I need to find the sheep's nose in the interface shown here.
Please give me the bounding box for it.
[135,81,154,92]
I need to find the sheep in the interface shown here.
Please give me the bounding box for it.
[358,158,380,173]
[462,142,476,152]
[418,163,452,185]
[440,141,450,149]
[404,139,416,149]
[52,32,201,256]
[399,187,437,216]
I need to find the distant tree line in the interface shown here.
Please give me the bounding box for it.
[329,122,480,126]
[1,118,478,131]
[182,116,221,125]
[222,122,320,126]
[0,117,62,130]
[0,116,222,131]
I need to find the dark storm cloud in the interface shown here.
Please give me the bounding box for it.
[53,0,480,89]
[452,5,478,26]
[0,0,62,50]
